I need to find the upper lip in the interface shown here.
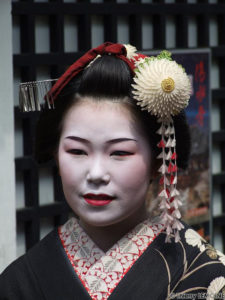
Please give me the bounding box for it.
[83,193,115,200]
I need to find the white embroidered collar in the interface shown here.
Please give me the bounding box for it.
[59,217,164,300]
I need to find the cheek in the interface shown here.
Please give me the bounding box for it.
[115,157,151,189]
[58,152,83,186]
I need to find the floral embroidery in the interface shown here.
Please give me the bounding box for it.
[159,229,225,299]
[216,250,225,266]
[206,277,225,300]
[184,228,206,252]
[205,244,218,260]
[185,229,225,266]
[59,217,164,300]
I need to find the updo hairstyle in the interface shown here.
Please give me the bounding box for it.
[35,55,191,170]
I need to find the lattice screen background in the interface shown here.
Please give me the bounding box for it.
[12,0,225,257]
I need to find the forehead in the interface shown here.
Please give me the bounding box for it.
[60,99,140,138]
[66,97,131,117]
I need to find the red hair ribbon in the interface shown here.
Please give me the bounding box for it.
[48,42,136,102]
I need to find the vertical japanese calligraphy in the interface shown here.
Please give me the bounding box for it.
[195,61,207,127]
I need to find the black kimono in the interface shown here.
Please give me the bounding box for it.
[1,217,225,300]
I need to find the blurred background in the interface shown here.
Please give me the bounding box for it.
[0,0,225,272]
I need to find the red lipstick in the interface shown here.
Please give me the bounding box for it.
[83,193,115,206]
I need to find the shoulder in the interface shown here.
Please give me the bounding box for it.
[179,222,225,273]
[0,227,81,300]
[155,221,225,299]
[0,229,59,299]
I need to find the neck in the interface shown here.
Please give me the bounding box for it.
[78,204,149,253]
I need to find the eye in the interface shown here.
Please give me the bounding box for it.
[67,149,87,155]
[111,151,134,157]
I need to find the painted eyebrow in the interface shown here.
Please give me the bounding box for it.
[65,136,137,144]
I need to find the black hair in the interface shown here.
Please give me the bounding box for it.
[35,54,191,170]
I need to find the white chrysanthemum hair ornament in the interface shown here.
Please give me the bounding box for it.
[19,42,191,242]
[128,49,191,242]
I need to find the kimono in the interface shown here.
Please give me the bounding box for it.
[1,216,225,300]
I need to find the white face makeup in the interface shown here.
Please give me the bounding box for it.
[58,99,152,228]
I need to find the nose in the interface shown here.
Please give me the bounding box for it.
[86,157,110,185]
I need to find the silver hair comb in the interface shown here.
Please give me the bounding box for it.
[19,79,58,112]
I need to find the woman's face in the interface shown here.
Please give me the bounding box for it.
[57,98,152,227]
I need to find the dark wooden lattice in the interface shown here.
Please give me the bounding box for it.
[12,0,225,252]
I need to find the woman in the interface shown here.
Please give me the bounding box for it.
[1,42,225,300]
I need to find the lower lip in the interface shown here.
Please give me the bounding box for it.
[84,198,113,206]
